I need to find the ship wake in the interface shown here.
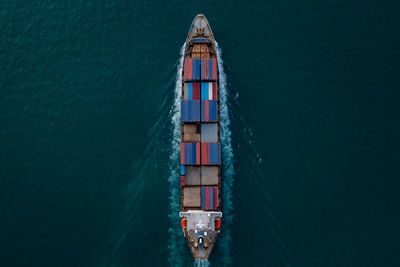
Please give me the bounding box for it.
[194,259,211,267]
[214,42,234,265]
[167,44,187,266]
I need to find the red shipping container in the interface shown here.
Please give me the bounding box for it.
[184,59,188,80]
[184,58,189,80]
[206,143,210,164]
[193,82,200,100]
[202,143,206,164]
[196,143,200,165]
[212,82,217,100]
[189,59,193,80]
[205,187,210,210]
[201,143,209,164]
[204,143,210,164]
[181,176,185,186]
[212,58,217,80]
[201,143,205,164]
[180,143,184,164]
[213,187,218,209]
[184,58,192,80]
[205,100,209,121]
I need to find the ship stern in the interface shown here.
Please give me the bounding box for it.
[180,211,222,260]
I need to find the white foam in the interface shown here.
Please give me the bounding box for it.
[167,44,186,266]
[194,259,211,267]
[215,42,234,265]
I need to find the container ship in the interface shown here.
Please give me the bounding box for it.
[179,14,222,260]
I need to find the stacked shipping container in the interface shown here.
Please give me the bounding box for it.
[184,83,201,100]
[201,82,216,100]
[181,55,221,211]
[180,143,200,165]
[184,58,217,81]
[181,100,200,122]
[201,186,218,210]
[201,143,221,165]
[200,58,217,80]
[201,100,218,122]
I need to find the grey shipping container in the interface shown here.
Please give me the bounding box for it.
[183,83,189,100]
[201,166,219,185]
[201,123,218,143]
[183,187,201,207]
[185,166,201,185]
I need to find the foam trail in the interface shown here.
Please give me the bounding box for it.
[215,42,235,265]
[194,260,211,267]
[168,44,186,266]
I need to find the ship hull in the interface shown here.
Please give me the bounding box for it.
[179,14,222,260]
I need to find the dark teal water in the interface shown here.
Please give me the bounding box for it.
[1,1,400,266]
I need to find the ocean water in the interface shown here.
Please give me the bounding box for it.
[1,1,400,266]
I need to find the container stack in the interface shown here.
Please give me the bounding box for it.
[181,53,220,211]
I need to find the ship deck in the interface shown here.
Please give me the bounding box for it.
[179,14,222,260]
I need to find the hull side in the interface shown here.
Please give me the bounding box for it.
[179,14,222,260]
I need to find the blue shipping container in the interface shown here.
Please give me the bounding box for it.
[181,165,185,176]
[200,58,214,80]
[184,143,190,164]
[192,59,200,80]
[209,143,221,165]
[181,101,186,121]
[196,59,200,80]
[208,58,213,80]
[188,101,192,121]
[184,143,199,164]
[210,100,216,121]
[188,83,193,100]
[201,100,217,122]
[181,100,200,122]
[201,83,208,100]
[197,59,201,80]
